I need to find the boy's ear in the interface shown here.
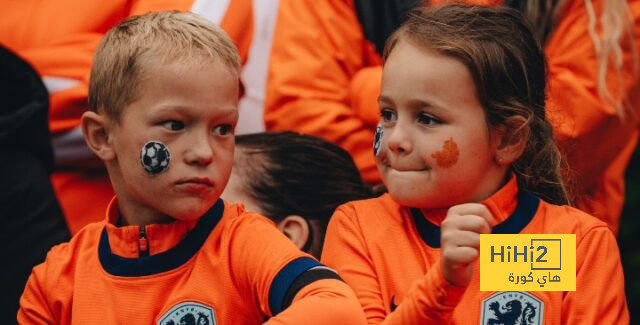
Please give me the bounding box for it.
[276,215,310,251]
[494,116,529,165]
[81,111,115,161]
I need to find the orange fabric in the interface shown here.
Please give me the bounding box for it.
[265,0,383,183]
[0,0,255,234]
[545,0,640,233]
[266,0,640,232]
[18,200,366,324]
[50,171,115,234]
[321,177,629,324]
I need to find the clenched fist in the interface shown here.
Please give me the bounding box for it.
[440,203,495,287]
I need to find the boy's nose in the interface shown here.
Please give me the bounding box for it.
[184,136,214,166]
[386,127,412,155]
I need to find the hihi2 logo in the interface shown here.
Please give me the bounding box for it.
[479,234,576,291]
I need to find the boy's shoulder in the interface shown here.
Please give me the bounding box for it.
[219,201,291,240]
[27,220,107,291]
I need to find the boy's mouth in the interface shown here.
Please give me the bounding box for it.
[175,177,214,194]
[177,177,213,186]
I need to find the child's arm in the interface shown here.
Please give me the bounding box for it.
[561,223,629,323]
[230,213,366,324]
[265,278,366,324]
[18,262,58,324]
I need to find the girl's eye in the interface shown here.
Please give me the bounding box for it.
[213,124,233,136]
[380,108,397,122]
[417,113,440,126]
[162,120,185,131]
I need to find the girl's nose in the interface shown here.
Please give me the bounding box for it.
[386,126,412,155]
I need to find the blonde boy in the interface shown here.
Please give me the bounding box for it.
[18,11,365,324]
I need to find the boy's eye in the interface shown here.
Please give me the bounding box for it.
[213,124,233,136]
[162,120,185,131]
[380,108,397,122]
[417,113,440,125]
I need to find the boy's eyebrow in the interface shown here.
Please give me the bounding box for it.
[152,103,239,119]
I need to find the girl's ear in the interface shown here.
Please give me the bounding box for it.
[81,111,116,161]
[494,116,529,165]
[276,215,310,251]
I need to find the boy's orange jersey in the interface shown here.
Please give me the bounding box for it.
[19,199,365,324]
[321,176,629,324]
[265,0,640,232]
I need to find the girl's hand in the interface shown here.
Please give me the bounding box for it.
[440,203,495,287]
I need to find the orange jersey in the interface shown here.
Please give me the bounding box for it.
[265,0,640,232]
[19,199,366,324]
[321,176,629,324]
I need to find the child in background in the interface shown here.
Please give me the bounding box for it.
[321,5,628,324]
[18,11,366,324]
[222,131,374,258]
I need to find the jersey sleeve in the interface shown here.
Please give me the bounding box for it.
[17,243,74,324]
[18,264,55,324]
[264,0,380,183]
[545,0,640,193]
[561,223,629,324]
[228,213,365,323]
[321,205,466,324]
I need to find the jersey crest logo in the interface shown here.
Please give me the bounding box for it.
[480,291,543,325]
[158,301,216,325]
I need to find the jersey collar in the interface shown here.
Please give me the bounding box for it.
[98,198,225,276]
[409,175,540,248]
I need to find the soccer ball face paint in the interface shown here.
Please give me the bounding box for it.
[140,140,171,175]
[374,125,383,156]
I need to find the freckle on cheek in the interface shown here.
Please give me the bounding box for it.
[430,138,459,168]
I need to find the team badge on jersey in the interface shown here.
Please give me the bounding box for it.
[480,291,543,325]
[373,125,383,156]
[141,140,171,175]
[157,301,216,325]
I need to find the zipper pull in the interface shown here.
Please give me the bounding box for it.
[138,225,149,257]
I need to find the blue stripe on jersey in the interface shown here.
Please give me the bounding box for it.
[410,191,540,248]
[268,257,322,316]
[98,198,224,276]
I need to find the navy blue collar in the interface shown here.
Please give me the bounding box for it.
[99,199,224,276]
[409,191,540,248]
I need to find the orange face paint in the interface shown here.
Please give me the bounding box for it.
[431,137,459,168]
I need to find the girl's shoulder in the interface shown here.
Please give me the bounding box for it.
[531,200,612,239]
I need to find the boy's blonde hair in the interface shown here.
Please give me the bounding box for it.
[88,11,241,121]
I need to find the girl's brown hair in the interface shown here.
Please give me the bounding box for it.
[384,4,569,205]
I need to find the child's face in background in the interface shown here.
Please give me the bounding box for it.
[106,59,239,224]
[377,40,507,209]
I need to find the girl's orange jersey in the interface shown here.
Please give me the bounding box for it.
[19,199,366,324]
[265,0,640,232]
[321,176,629,324]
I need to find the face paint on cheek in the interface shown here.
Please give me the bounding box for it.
[373,125,384,156]
[140,140,171,175]
[430,137,459,168]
